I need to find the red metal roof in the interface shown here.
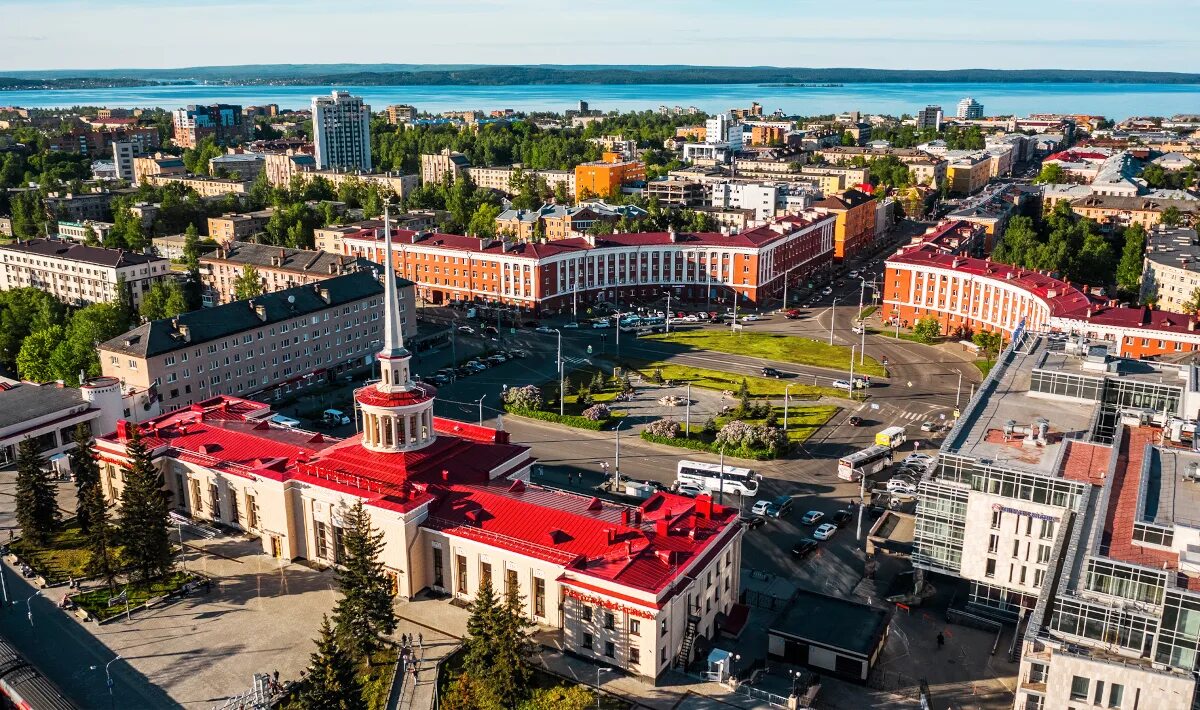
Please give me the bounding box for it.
[426,483,739,595]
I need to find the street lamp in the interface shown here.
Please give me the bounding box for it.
[781,264,800,311]
[554,329,564,417]
[783,383,796,431]
[91,654,121,710]
[477,394,487,425]
[614,420,623,492]
[24,591,39,627]
[663,291,673,334]
[596,667,612,709]
[685,382,692,437]
[829,298,839,346]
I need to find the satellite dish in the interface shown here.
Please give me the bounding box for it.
[288,295,295,304]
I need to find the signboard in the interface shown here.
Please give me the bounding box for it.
[991,503,1059,523]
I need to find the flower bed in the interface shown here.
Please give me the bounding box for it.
[73,571,195,622]
[505,406,624,431]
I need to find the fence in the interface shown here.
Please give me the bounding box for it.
[735,684,790,708]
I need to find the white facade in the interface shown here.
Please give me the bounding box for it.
[312,91,372,172]
[957,97,984,119]
[0,240,171,308]
[112,141,135,182]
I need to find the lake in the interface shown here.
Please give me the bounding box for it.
[2,82,1198,120]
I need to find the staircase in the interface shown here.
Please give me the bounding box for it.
[675,614,701,670]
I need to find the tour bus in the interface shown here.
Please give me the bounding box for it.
[875,426,908,449]
[837,445,894,481]
[676,460,760,497]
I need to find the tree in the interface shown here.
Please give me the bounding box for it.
[117,426,174,584]
[1116,223,1147,295]
[489,586,537,705]
[462,579,502,688]
[233,265,264,301]
[520,685,593,710]
[331,501,397,662]
[467,203,502,238]
[840,131,856,146]
[16,325,63,382]
[1161,206,1183,228]
[912,317,942,344]
[115,274,136,327]
[14,438,59,546]
[83,481,120,591]
[1183,287,1200,315]
[972,330,1004,364]
[1034,164,1065,184]
[301,615,365,710]
[70,424,101,534]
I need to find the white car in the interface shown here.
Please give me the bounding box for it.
[592,321,610,329]
[813,523,838,541]
[832,380,853,390]
[741,314,760,322]
[683,314,700,322]
[822,287,833,295]
[848,270,860,279]
[851,324,865,335]
[887,479,917,495]
[751,500,774,516]
[903,454,935,465]
[457,325,475,334]
[676,484,703,497]
[535,326,554,334]
[563,322,580,329]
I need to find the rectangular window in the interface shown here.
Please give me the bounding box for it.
[630,619,641,636]
[246,493,258,529]
[991,510,1002,529]
[534,578,545,617]
[985,558,996,578]
[604,641,615,658]
[604,612,615,630]
[481,562,492,590]
[456,555,467,595]
[988,534,998,554]
[432,547,444,588]
[315,521,328,559]
[1070,676,1089,701]
[506,569,518,600]
[629,647,640,665]
[582,633,593,650]
[1108,684,1124,708]
[1012,539,1021,558]
[208,483,221,520]
[582,605,592,622]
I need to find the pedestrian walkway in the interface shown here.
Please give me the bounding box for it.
[391,595,780,709]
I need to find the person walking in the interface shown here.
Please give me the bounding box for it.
[936,632,945,649]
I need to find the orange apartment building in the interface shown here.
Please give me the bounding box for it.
[340,213,836,311]
[574,155,646,201]
[813,188,876,262]
[885,241,1200,359]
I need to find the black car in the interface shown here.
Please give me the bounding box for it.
[455,366,474,378]
[847,416,862,427]
[761,367,782,378]
[831,509,854,528]
[740,515,766,530]
[791,538,819,558]
[430,374,450,386]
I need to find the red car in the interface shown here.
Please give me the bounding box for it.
[785,309,803,319]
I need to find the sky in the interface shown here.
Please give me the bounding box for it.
[2,0,1198,73]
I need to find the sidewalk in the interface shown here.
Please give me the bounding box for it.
[391,596,778,710]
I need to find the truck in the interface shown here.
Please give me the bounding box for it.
[875,426,908,449]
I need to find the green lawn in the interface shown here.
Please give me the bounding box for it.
[280,647,399,710]
[610,358,841,400]
[684,405,838,444]
[10,519,102,585]
[975,360,995,377]
[642,330,886,377]
[868,327,933,345]
[858,305,878,320]
[73,571,193,622]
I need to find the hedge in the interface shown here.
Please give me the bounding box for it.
[506,407,623,431]
[639,431,779,461]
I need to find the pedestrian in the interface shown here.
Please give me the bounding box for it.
[273,669,279,686]
[936,632,945,649]
[418,632,423,648]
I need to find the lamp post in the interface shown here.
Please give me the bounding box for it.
[664,291,672,334]
[24,591,39,627]
[781,265,800,311]
[555,329,564,417]
[856,470,867,542]
[91,654,121,710]
[829,298,839,346]
[477,394,486,425]
[718,444,727,505]
[596,667,612,709]
[849,345,857,403]
[784,383,796,431]
[685,382,692,437]
[614,420,623,492]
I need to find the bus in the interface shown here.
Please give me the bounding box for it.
[838,445,894,481]
[875,426,908,449]
[676,460,760,497]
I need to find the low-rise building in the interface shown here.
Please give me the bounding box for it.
[209,152,265,182]
[645,179,704,207]
[575,158,646,200]
[812,189,876,262]
[44,191,116,223]
[1070,194,1198,230]
[385,104,418,125]
[420,149,471,185]
[143,174,250,198]
[98,269,414,410]
[0,238,170,308]
[263,152,317,187]
[945,153,992,195]
[133,154,188,184]
[206,210,275,243]
[199,241,371,305]
[946,183,1037,244]
[57,219,114,243]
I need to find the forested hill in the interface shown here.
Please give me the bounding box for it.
[3,65,1199,87]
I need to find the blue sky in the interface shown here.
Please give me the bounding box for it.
[2,0,1197,72]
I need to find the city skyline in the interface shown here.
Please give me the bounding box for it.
[2,0,1199,73]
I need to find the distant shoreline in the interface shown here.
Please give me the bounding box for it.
[3,64,1200,90]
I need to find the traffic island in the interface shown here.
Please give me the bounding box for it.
[640,405,837,461]
[640,330,887,377]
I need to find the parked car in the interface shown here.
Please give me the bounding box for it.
[903,454,935,466]
[563,322,580,329]
[682,314,700,322]
[455,366,474,378]
[761,367,782,378]
[535,326,554,334]
[430,374,450,386]
[813,523,838,540]
[750,500,775,516]
[832,380,853,390]
[848,270,860,279]
[676,483,704,497]
[322,409,351,426]
[801,510,825,525]
[791,538,819,558]
[741,314,760,322]
[831,509,854,528]
[887,479,917,495]
[822,287,833,295]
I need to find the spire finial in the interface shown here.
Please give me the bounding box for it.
[377,197,410,368]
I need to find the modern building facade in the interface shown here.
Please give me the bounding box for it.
[99,268,415,411]
[172,104,252,149]
[0,238,171,308]
[916,105,944,131]
[1142,227,1200,313]
[94,225,744,683]
[312,91,372,173]
[956,98,984,120]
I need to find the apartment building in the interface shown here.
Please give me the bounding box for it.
[798,166,872,194]
[575,158,646,200]
[420,149,471,184]
[946,183,1038,241]
[385,104,418,125]
[312,91,372,172]
[263,152,318,187]
[956,97,984,119]
[206,210,275,243]
[645,180,705,207]
[209,152,265,182]
[341,213,836,310]
[44,191,117,222]
[916,105,943,131]
[199,241,371,305]
[0,238,170,308]
[314,215,437,254]
[112,141,135,181]
[812,189,877,262]
[1070,195,1198,230]
[1141,227,1200,313]
[463,166,575,197]
[814,146,938,166]
[143,174,250,198]
[133,154,187,184]
[57,220,114,243]
[172,104,251,149]
[946,153,992,195]
[50,126,160,158]
[98,269,414,410]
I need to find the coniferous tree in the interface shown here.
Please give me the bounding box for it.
[462,579,501,678]
[302,615,365,710]
[84,483,119,591]
[331,501,397,661]
[14,438,59,546]
[489,587,537,705]
[117,426,173,584]
[70,423,101,534]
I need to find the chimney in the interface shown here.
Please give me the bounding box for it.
[695,494,714,519]
[116,420,131,441]
[253,302,267,321]
[605,528,615,545]
[178,323,191,342]
[318,287,331,303]
[655,518,670,536]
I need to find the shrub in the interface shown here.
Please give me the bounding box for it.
[581,404,610,421]
[649,368,664,384]
[576,386,593,407]
[645,418,681,438]
[715,420,756,449]
[702,417,718,436]
[503,385,543,411]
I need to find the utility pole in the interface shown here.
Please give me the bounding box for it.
[478,394,486,425]
[685,383,692,437]
[829,298,839,346]
[556,329,564,417]
[614,420,623,491]
[856,473,866,541]
[718,445,726,505]
[665,291,672,334]
[784,383,795,431]
[849,345,856,402]
[957,371,964,408]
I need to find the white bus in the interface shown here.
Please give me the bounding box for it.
[838,445,894,481]
[676,460,760,497]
